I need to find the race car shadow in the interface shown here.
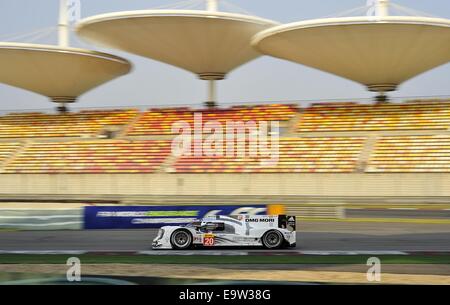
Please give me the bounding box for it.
[151,244,297,251]
[154,245,297,251]
[192,245,265,250]
[191,241,297,251]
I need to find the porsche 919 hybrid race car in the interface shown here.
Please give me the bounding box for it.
[152,214,296,250]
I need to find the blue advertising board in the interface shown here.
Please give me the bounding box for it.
[84,205,267,229]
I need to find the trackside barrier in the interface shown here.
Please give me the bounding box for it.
[286,205,346,219]
[84,205,268,229]
[0,208,83,230]
[0,204,345,230]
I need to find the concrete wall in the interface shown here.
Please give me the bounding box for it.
[0,173,449,197]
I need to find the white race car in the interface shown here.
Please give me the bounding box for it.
[152,214,296,250]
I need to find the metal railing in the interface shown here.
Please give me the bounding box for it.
[0,208,82,230]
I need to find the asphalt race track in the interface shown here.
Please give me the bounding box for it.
[1,221,450,252]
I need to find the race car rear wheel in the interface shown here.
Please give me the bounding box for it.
[170,229,193,250]
[262,230,284,249]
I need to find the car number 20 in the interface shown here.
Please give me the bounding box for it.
[203,234,215,246]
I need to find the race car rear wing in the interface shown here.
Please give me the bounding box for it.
[278,215,296,232]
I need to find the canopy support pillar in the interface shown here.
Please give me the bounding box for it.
[367,83,396,103]
[376,0,390,17]
[206,80,217,108]
[207,0,218,12]
[56,103,69,114]
[51,96,76,113]
[58,0,69,47]
[375,92,389,103]
[199,72,225,108]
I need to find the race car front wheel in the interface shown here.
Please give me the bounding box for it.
[170,229,193,250]
[262,230,283,249]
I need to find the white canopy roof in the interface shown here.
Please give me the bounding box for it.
[76,10,278,80]
[253,16,450,92]
[0,42,131,103]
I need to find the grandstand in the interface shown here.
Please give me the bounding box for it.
[0,0,448,204]
[0,109,138,138]
[0,100,448,200]
[367,135,450,172]
[297,101,450,132]
[4,140,172,174]
[173,137,365,173]
[128,104,297,136]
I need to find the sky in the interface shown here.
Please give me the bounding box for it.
[0,0,448,111]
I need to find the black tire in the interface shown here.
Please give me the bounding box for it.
[262,230,284,249]
[170,229,193,250]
